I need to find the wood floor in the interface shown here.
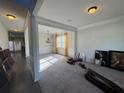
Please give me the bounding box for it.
[0,53,42,93]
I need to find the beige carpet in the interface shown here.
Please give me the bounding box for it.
[38,54,124,93]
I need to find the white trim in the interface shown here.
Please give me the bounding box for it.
[78,15,124,30]
[36,16,77,32]
[33,0,44,16]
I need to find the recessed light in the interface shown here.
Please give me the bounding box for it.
[6,14,16,20]
[88,6,98,14]
[13,28,18,32]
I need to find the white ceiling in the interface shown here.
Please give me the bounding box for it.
[38,24,67,34]
[0,0,27,32]
[37,0,124,28]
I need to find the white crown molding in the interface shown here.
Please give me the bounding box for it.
[33,0,44,16]
[33,0,124,32]
[78,15,124,31]
[36,16,77,32]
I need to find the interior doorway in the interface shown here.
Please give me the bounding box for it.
[38,24,76,72]
[8,31,25,56]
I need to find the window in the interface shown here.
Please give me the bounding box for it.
[57,35,64,48]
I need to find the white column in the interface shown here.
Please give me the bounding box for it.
[29,14,40,82]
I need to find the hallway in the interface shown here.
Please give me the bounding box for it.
[0,53,42,93]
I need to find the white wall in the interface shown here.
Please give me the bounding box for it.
[0,21,8,49]
[68,31,75,57]
[24,26,30,57]
[78,18,124,62]
[39,32,54,55]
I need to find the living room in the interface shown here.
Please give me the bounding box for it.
[0,0,124,93]
[28,0,124,93]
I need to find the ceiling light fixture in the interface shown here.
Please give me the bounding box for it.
[13,28,18,32]
[6,14,16,20]
[88,6,98,14]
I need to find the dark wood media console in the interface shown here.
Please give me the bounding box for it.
[85,69,124,93]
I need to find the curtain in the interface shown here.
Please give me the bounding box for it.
[55,33,58,53]
[55,32,68,56]
[64,32,68,56]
